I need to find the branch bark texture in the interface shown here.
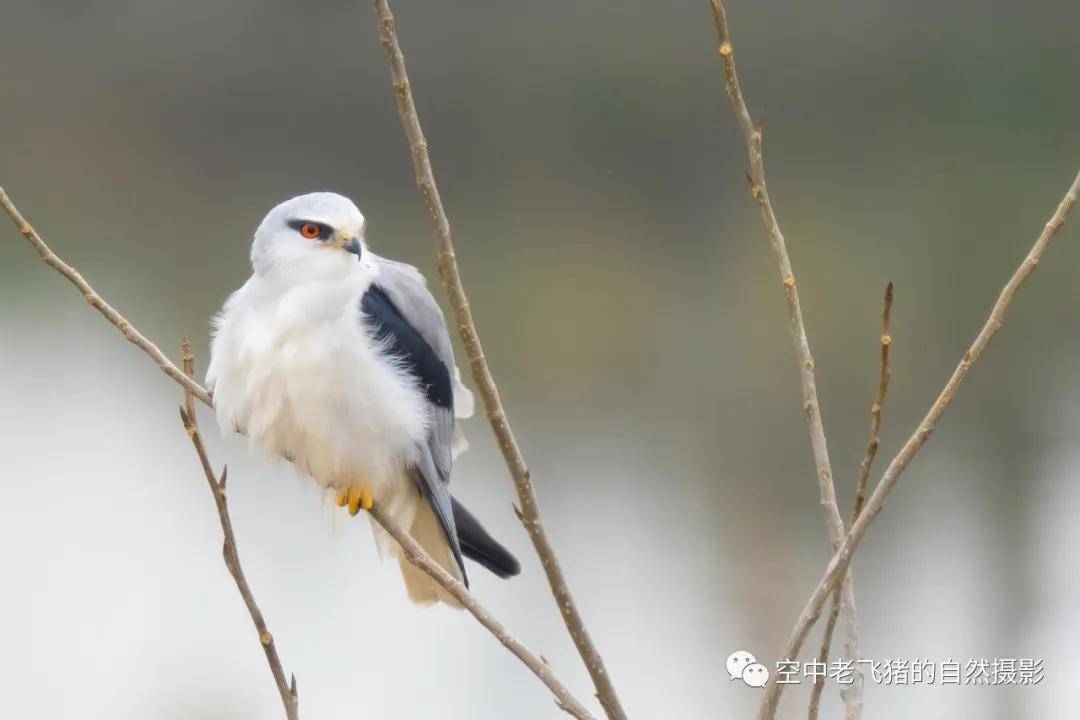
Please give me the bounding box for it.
[0,188,597,720]
[366,3,628,719]
[368,503,597,720]
[757,169,1080,720]
[705,3,863,713]
[808,282,892,720]
[178,380,299,720]
[0,188,212,407]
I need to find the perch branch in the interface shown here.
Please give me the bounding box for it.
[367,3,627,719]
[368,503,597,720]
[705,2,863,713]
[178,361,299,720]
[0,189,597,719]
[0,188,212,407]
[758,169,1080,720]
[808,282,892,720]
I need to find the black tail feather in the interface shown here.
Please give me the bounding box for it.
[451,497,521,579]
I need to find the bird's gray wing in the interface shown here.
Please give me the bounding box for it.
[361,254,469,582]
[374,258,474,407]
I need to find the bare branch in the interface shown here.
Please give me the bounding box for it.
[181,338,198,420]
[759,169,1080,720]
[366,3,627,719]
[705,2,863,712]
[178,350,299,720]
[807,584,850,720]
[706,0,849,592]
[0,188,213,407]
[808,282,893,720]
[367,503,597,720]
[854,282,894,517]
[0,189,596,717]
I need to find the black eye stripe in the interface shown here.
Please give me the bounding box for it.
[287,219,334,241]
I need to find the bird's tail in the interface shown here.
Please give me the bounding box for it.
[383,495,520,607]
[393,501,465,608]
[451,497,521,579]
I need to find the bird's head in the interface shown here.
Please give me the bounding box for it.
[251,192,368,277]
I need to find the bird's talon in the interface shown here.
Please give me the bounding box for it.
[343,485,372,516]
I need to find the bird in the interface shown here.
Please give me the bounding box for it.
[206,192,520,605]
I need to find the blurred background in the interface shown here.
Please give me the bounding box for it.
[2,1,1079,718]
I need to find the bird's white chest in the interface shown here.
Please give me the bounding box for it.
[207,276,430,490]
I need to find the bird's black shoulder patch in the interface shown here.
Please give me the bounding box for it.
[361,283,453,409]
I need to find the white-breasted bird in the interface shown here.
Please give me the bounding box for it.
[206,192,520,605]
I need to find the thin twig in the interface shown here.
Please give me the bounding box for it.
[0,188,596,718]
[759,169,1080,720]
[179,349,299,720]
[366,3,627,719]
[182,339,198,421]
[368,504,597,720]
[705,3,863,713]
[0,188,213,407]
[854,282,894,517]
[808,282,893,720]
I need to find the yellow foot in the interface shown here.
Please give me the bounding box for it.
[338,485,374,515]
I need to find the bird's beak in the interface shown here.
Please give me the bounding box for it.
[343,236,362,259]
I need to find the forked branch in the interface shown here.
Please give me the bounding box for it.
[0,188,211,407]
[177,348,299,719]
[758,169,1080,720]
[0,188,597,720]
[808,282,893,720]
[367,2,627,719]
[705,2,863,713]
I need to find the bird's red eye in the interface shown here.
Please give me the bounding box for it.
[299,223,321,239]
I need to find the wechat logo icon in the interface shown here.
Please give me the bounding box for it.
[727,650,770,688]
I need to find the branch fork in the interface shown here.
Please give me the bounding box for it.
[1,188,598,720]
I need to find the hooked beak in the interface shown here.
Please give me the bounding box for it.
[343,236,362,259]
